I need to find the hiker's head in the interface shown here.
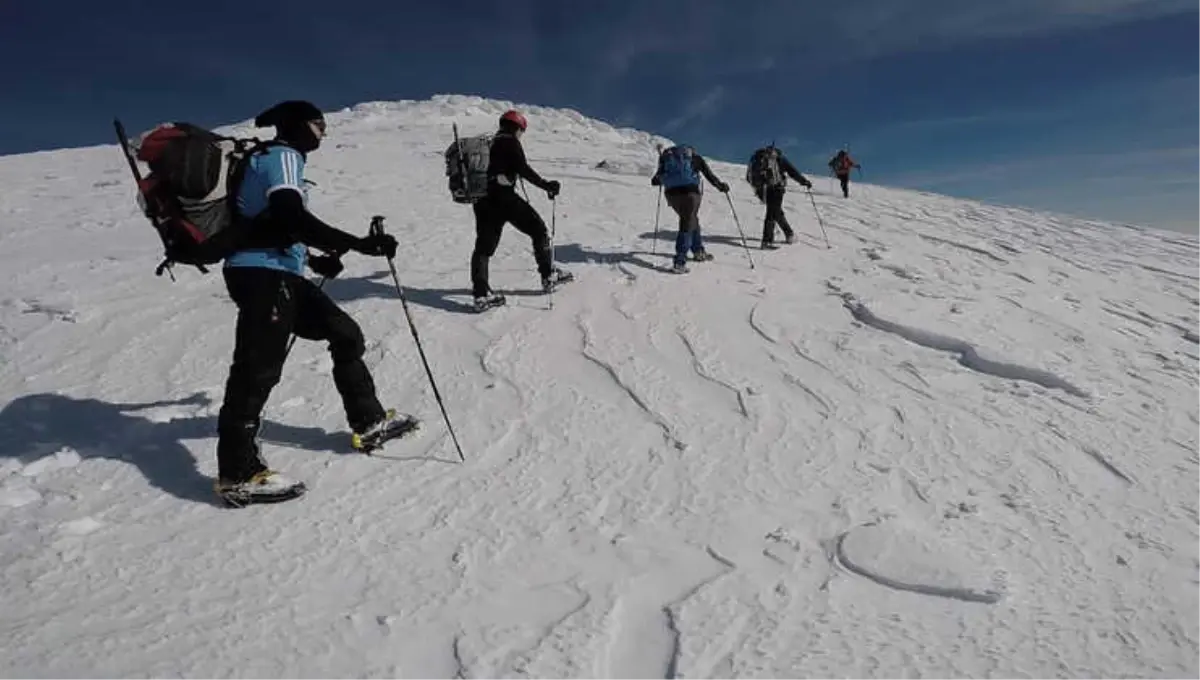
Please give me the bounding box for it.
[254,100,326,153]
[499,109,528,137]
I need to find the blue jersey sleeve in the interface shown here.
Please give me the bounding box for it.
[261,146,306,196]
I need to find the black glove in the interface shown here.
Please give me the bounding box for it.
[801,178,813,189]
[545,180,561,200]
[309,254,344,279]
[716,181,730,193]
[650,175,661,187]
[356,232,398,259]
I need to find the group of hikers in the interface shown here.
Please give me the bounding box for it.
[648,143,858,273]
[119,100,861,505]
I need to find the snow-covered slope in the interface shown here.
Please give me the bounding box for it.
[0,94,1196,678]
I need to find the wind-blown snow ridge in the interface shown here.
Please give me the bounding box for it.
[840,293,1090,398]
[675,327,749,418]
[576,315,685,452]
[918,233,1009,263]
[835,522,1006,605]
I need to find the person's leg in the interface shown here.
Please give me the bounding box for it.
[666,193,695,268]
[503,193,554,279]
[290,277,386,432]
[216,268,296,483]
[769,188,794,241]
[687,194,710,259]
[471,198,505,298]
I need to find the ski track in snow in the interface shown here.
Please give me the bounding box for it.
[0,94,1196,678]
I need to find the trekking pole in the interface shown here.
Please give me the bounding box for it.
[805,189,831,249]
[370,215,466,463]
[548,197,557,311]
[652,185,663,255]
[722,193,755,270]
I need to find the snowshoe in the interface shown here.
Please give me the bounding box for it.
[671,262,690,274]
[351,409,421,453]
[691,251,714,262]
[761,242,780,251]
[474,292,506,312]
[215,470,307,508]
[542,267,574,293]
[784,233,795,245]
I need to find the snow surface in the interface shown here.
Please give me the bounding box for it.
[0,94,1197,678]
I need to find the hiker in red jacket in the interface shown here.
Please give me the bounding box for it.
[828,149,859,198]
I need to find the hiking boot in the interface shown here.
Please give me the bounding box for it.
[784,233,795,245]
[214,470,306,506]
[351,408,421,451]
[474,292,506,312]
[761,241,780,251]
[542,267,574,293]
[671,261,690,274]
[691,250,714,262]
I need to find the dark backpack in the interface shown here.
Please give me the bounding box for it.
[445,123,492,204]
[746,147,784,190]
[115,120,273,276]
[657,146,700,189]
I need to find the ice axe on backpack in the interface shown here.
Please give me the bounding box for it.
[368,216,465,463]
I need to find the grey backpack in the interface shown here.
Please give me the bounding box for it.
[445,124,491,204]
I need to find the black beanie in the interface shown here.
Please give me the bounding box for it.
[254,100,324,128]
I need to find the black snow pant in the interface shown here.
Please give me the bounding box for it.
[836,173,850,198]
[758,186,794,245]
[216,266,385,482]
[471,190,552,298]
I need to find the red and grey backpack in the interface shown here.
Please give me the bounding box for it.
[114,119,277,278]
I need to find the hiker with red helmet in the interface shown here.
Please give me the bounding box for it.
[828,149,860,198]
[469,109,572,310]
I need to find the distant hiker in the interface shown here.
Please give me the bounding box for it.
[828,149,859,198]
[745,144,813,250]
[214,99,406,505]
[470,109,571,311]
[650,144,729,273]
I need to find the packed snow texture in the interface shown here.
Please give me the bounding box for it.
[0,94,1197,678]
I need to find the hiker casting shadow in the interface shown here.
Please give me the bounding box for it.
[0,391,343,507]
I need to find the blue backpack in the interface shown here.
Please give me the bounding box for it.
[658,146,699,189]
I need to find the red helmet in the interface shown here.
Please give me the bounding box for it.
[500,109,528,131]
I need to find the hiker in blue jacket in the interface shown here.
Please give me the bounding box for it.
[214,99,402,504]
[651,144,729,273]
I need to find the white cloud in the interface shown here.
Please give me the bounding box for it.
[592,0,1194,77]
[663,86,727,131]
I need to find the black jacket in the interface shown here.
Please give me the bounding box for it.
[776,152,809,185]
[487,131,553,194]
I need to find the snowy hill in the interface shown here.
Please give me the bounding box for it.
[1,94,1197,678]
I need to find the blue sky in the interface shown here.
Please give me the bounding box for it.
[2,0,1196,232]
